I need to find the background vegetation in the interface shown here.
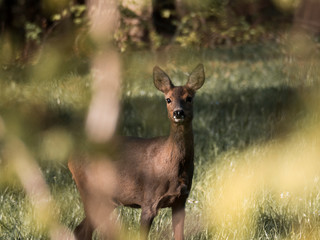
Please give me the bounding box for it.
[1,0,320,239]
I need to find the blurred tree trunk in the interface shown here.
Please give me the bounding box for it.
[0,0,85,62]
[295,0,320,33]
[0,0,43,35]
[152,0,177,36]
[229,0,280,25]
[0,0,13,32]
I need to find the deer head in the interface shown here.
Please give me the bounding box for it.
[153,64,205,124]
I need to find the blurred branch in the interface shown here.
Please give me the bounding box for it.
[0,116,75,240]
[81,0,121,238]
[294,0,320,33]
[85,0,121,143]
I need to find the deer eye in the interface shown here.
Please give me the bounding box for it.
[166,98,172,104]
[186,96,193,102]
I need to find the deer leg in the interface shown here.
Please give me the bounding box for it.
[140,207,156,240]
[74,217,94,240]
[172,200,186,240]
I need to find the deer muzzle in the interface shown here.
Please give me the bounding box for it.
[173,109,185,123]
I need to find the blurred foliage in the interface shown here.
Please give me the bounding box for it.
[1,0,320,239]
[116,0,294,51]
[0,0,87,64]
[25,22,42,44]
[0,0,305,62]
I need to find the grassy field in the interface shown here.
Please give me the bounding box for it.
[0,39,320,239]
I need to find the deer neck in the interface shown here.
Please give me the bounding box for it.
[168,122,194,157]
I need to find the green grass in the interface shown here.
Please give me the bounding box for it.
[0,41,320,239]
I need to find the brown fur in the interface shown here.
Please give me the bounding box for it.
[69,64,205,240]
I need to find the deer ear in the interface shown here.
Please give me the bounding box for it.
[186,64,205,91]
[153,66,174,93]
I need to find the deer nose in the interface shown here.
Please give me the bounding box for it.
[173,110,185,119]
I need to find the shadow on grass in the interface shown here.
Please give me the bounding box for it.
[256,205,297,240]
[0,83,302,190]
[120,86,301,163]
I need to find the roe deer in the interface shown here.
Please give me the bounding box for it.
[69,64,205,240]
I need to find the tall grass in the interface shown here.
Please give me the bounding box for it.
[0,38,320,239]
